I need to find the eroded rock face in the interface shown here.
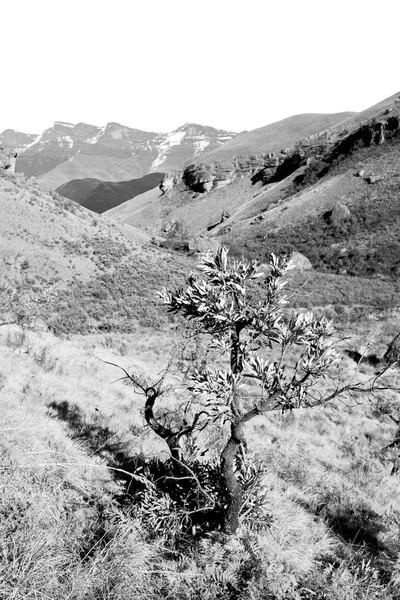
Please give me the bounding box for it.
[0,148,17,173]
[162,153,292,195]
[160,173,182,194]
[331,116,400,160]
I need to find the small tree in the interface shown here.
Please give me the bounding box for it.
[158,247,396,534]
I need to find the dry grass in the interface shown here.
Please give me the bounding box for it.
[1,321,400,599]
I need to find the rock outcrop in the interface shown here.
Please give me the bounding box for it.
[366,174,383,184]
[288,252,313,271]
[207,210,232,232]
[0,148,17,173]
[329,202,351,225]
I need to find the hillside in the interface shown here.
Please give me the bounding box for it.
[107,112,356,236]
[56,172,164,213]
[1,121,237,189]
[190,112,355,162]
[0,171,192,333]
[218,95,400,281]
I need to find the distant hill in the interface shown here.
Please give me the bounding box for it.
[0,122,237,189]
[56,172,165,213]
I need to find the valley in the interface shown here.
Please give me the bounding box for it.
[2,92,400,600]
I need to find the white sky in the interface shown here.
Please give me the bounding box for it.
[3,0,400,135]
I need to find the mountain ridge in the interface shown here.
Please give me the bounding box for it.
[0,122,237,189]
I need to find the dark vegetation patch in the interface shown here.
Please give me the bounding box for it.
[2,241,191,334]
[45,252,186,334]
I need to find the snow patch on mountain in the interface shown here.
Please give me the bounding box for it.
[87,126,106,145]
[150,129,187,171]
[194,139,211,153]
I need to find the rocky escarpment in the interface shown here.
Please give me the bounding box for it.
[160,154,282,194]
[160,110,400,196]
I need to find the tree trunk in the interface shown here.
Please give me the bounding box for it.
[144,388,182,461]
[220,322,246,534]
[221,420,245,534]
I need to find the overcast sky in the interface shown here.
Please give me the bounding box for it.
[3,0,400,135]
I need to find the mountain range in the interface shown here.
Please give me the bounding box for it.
[0,122,236,189]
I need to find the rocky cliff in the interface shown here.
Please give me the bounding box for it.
[160,152,296,194]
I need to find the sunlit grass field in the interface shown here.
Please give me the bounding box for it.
[2,317,400,599]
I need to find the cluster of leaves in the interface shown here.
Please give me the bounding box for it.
[162,249,341,420]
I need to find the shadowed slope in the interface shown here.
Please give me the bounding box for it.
[57,172,164,214]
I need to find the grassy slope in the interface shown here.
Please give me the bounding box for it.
[2,315,400,599]
[105,177,262,237]
[192,112,356,163]
[104,186,164,225]
[0,172,192,333]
